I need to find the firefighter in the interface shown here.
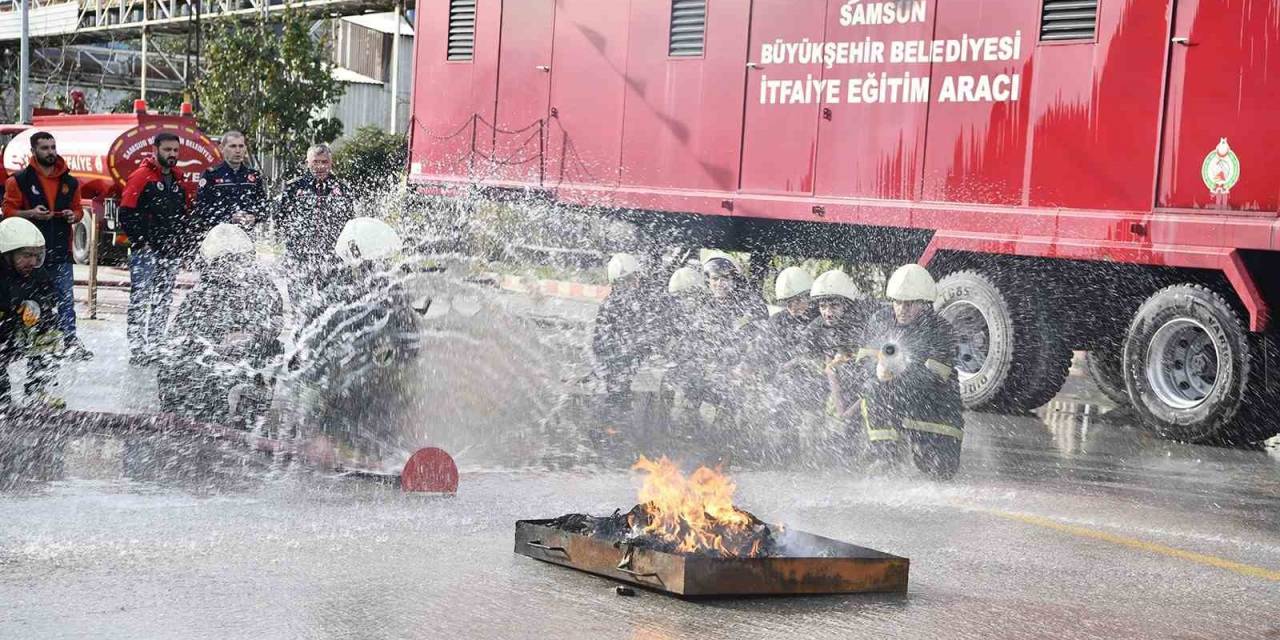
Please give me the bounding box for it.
[119,133,194,366]
[804,269,871,363]
[158,223,284,424]
[758,266,822,436]
[282,217,418,468]
[767,266,818,362]
[659,265,706,359]
[195,131,267,234]
[591,253,650,413]
[273,144,356,305]
[847,264,964,479]
[674,254,768,423]
[2,131,92,360]
[0,218,65,408]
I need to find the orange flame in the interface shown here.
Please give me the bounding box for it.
[631,456,758,557]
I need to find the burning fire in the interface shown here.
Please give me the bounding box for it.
[629,456,767,558]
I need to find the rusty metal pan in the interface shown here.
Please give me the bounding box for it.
[514,519,908,598]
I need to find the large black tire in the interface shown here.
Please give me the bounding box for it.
[1085,345,1129,407]
[72,217,91,265]
[1122,284,1275,444]
[935,270,1072,413]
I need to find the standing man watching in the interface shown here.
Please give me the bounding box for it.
[2,131,93,360]
[119,133,193,366]
[274,144,354,303]
[195,131,266,234]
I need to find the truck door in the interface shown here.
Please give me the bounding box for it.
[489,0,557,184]
[1157,0,1280,212]
[738,0,828,196]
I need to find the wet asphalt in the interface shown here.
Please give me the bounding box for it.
[1,291,1278,640]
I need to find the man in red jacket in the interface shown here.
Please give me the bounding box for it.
[118,133,193,366]
[1,131,92,360]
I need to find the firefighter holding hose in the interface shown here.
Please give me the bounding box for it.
[832,264,964,479]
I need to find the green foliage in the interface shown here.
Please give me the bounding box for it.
[196,7,345,172]
[333,125,407,185]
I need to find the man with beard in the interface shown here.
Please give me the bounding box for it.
[2,131,92,360]
[119,133,194,366]
[195,131,267,234]
[273,144,355,306]
[0,218,64,407]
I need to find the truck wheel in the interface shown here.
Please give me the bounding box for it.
[1085,345,1129,407]
[1123,284,1268,444]
[72,218,91,265]
[936,270,1072,413]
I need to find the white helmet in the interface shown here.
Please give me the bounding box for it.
[200,223,254,262]
[774,266,813,301]
[810,270,862,303]
[607,253,640,283]
[0,217,46,253]
[335,217,403,265]
[886,264,938,303]
[667,266,706,294]
[702,251,740,278]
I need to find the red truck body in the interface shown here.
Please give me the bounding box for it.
[408,0,1280,442]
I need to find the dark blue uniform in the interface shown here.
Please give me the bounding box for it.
[195,162,267,233]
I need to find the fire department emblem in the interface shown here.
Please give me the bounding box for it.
[1201,138,1240,195]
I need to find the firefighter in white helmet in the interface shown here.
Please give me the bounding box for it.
[0,217,64,407]
[804,269,872,362]
[158,223,284,423]
[592,252,663,419]
[768,266,817,356]
[668,253,767,428]
[841,264,963,479]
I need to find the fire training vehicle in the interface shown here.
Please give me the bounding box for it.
[406,0,1280,445]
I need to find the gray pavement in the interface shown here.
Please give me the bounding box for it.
[1,287,1279,640]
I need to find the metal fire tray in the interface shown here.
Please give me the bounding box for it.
[514,519,908,598]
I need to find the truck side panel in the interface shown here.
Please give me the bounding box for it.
[1158,0,1280,212]
[618,0,750,193]
[409,0,500,180]
[814,0,937,201]
[919,0,1034,207]
[488,0,556,184]
[739,0,826,196]
[1026,0,1170,212]
[543,0,632,188]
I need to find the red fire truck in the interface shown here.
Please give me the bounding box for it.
[406,0,1280,445]
[1,102,221,264]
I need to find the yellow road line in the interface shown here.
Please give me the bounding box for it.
[981,509,1280,582]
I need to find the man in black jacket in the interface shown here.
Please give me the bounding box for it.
[0,217,64,407]
[119,133,193,366]
[195,131,266,234]
[273,144,355,305]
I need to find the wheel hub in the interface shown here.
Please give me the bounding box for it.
[939,301,989,381]
[1145,318,1220,410]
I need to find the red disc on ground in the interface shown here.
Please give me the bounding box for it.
[400,447,459,494]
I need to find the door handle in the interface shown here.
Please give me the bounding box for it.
[746,62,763,70]
[1171,37,1192,46]
[535,65,551,72]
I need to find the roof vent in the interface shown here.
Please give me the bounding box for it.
[447,0,476,61]
[1040,0,1098,42]
[669,0,707,57]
